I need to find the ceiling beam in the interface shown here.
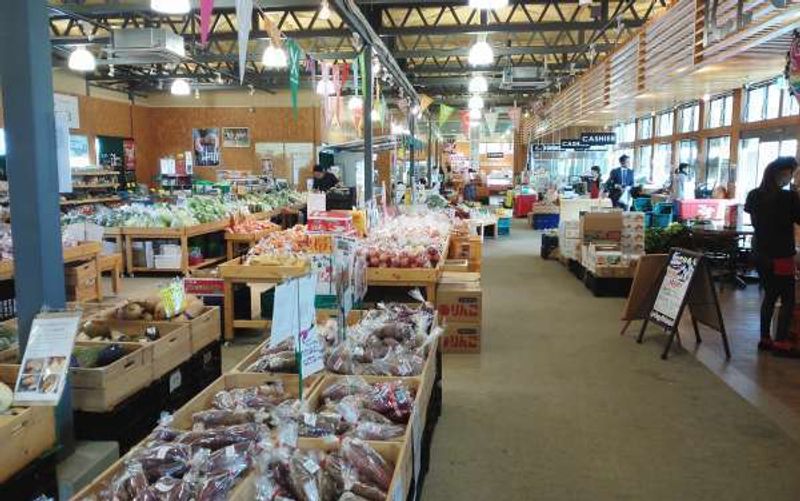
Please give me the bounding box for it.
[379,19,645,37]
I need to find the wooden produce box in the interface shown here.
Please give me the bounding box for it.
[114,306,221,354]
[219,257,311,280]
[65,260,99,302]
[0,365,56,483]
[367,266,441,283]
[70,341,153,412]
[441,259,469,272]
[449,235,482,262]
[102,321,192,379]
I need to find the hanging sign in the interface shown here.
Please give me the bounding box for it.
[530,143,561,152]
[786,29,800,105]
[235,0,253,84]
[287,39,302,120]
[580,132,617,145]
[560,139,590,150]
[14,311,81,406]
[54,94,80,129]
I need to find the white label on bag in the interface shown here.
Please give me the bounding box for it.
[169,370,182,393]
[303,458,320,474]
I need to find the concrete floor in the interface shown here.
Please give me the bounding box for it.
[422,221,800,500]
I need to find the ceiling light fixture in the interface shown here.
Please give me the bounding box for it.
[468,95,484,111]
[468,34,494,67]
[68,46,96,72]
[151,0,190,15]
[170,78,191,96]
[468,74,488,94]
[318,0,332,20]
[371,109,381,122]
[316,79,335,96]
[469,0,508,10]
[469,108,482,120]
[194,88,200,100]
[216,72,223,84]
[348,96,363,111]
[411,104,420,115]
[262,40,287,69]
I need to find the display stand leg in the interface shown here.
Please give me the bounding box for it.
[661,327,678,360]
[111,260,121,294]
[93,254,102,301]
[180,234,189,275]
[720,325,732,359]
[691,315,702,344]
[226,241,234,261]
[125,235,134,276]
[223,278,234,341]
[426,283,436,304]
[620,320,632,336]
[636,318,649,344]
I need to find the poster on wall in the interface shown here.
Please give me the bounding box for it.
[69,135,91,169]
[192,128,220,166]
[54,93,80,129]
[222,127,250,148]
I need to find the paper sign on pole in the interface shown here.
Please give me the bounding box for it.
[14,311,81,406]
[298,273,324,380]
[271,278,299,348]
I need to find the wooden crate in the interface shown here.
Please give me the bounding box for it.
[65,260,99,302]
[449,236,482,262]
[366,267,440,283]
[106,306,221,354]
[185,220,228,237]
[0,365,56,483]
[0,259,13,280]
[219,258,310,280]
[63,241,102,262]
[441,259,469,272]
[70,341,153,412]
[102,322,192,380]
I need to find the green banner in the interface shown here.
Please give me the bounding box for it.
[438,104,455,127]
[287,39,302,120]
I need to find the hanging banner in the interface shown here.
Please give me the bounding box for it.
[200,0,214,45]
[508,107,521,130]
[235,0,253,84]
[419,94,433,113]
[459,110,471,136]
[484,111,498,133]
[359,52,367,101]
[287,39,302,120]
[438,104,455,127]
[787,30,800,105]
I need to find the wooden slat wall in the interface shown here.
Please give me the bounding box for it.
[609,38,639,105]
[642,0,695,90]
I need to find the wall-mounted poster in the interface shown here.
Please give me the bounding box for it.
[192,128,220,166]
[222,127,250,148]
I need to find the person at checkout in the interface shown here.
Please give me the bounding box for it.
[312,164,339,192]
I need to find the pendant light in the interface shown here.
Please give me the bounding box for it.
[151,0,190,15]
[469,35,494,67]
[68,46,96,72]
[468,95,484,111]
[469,108,482,121]
[319,0,332,20]
[262,40,288,69]
[468,74,488,94]
[469,0,508,10]
[370,108,381,122]
[316,79,335,96]
[348,96,363,111]
[170,78,191,96]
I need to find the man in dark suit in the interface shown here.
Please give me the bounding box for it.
[605,154,634,209]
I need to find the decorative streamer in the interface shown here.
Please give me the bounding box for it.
[484,111,498,134]
[438,104,455,127]
[419,94,433,113]
[235,0,253,84]
[287,39,302,121]
[200,0,214,45]
[787,30,800,105]
[508,107,521,130]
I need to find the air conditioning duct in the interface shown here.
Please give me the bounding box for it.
[107,28,186,65]
[499,67,548,90]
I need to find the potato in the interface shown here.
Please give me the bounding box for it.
[120,303,144,320]
[142,312,154,322]
[82,320,110,339]
[142,295,162,314]
[183,300,205,319]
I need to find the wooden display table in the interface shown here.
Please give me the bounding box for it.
[366,266,442,303]
[122,222,228,276]
[218,258,310,341]
[224,228,279,260]
[98,253,123,294]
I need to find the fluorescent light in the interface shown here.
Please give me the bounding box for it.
[469,0,508,9]
[151,0,190,15]
[68,46,96,72]
[468,75,488,93]
[469,36,494,67]
[468,95,484,111]
[318,0,331,20]
[348,96,363,111]
[262,41,287,69]
[469,108,482,120]
[170,78,191,96]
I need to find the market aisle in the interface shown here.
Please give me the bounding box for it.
[423,220,800,500]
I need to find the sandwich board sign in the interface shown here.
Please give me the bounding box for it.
[637,248,731,360]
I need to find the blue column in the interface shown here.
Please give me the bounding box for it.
[1,0,72,449]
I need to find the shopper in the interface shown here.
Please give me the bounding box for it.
[672,163,690,200]
[606,155,634,209]
[744,156,800,357]
[588,165,603,199]
[312,164,339,192]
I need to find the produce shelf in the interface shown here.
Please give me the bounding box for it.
[60,197,121,206]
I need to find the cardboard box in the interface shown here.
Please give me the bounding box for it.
[436,282,482,324]
[442,322,481,353]
[580,212,623,243]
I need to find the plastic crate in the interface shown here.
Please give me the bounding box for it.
[187,341,222,394]
[497,217,512,229]
[154,363,195,413]
[532,213,560,230]
[652,213,673,228]
[0,448,58,501]
[633,197,652,212]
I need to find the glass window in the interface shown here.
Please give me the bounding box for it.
[780,139,797,157]
[637,116,653,140]
[616,121,635,143]
[0,129,5,156]
[766,83,782,120]
[706,95,733,128]
[655,111,674,137]
[677,103,700,133]
[783,89,799,116]
[652,143,672,187]
[678,139,698,167]
[636,145,652,183]
[705,136,730,189]
[745,85,766,122]
[736,138,798,203]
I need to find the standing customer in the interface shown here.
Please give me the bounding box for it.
[744,156,800,357]
[672,163,690,200]
[588,166,603,199]
[606,155,634,209]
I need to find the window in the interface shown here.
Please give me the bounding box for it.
[678,139,698,167]
[637,116,653,141]
[745,78,796,122]
[783,89,799,117]
[736,138,799,203]
[615,121,635,144]
[655,111,674,137]
[745,85,766,122]
[652,143,672,187]
[705,136,730,189]
[677,103,700,133]
[766,84,782,120]
[636,145,652,183]
[706,94,733,128]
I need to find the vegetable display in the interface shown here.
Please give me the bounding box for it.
[361,214,450,269]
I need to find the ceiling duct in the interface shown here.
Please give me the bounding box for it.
[499,67,549,90]
[106,28,186,66]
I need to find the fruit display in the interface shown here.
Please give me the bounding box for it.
[361,214,450,269]
[75,320,163,344]
[226,219,281,235]
[243,225,333,267]
[0,321,17,351]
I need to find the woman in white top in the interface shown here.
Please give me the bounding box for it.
[673,163,690,200]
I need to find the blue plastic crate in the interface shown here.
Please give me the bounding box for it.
[652,213,673,228]
[633,197,652,212]
[497,226,510,236]
[532,213,560,230]
[654,202,674,215]
[497,217,512,229]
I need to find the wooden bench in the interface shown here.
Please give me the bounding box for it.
[98,253,123,294]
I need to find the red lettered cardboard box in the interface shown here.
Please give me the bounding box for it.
[441,323,481,353]
[436,281,482,324]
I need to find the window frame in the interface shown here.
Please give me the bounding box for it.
[655,110,674,137]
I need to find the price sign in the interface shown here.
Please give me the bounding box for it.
[160,280,185,319]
